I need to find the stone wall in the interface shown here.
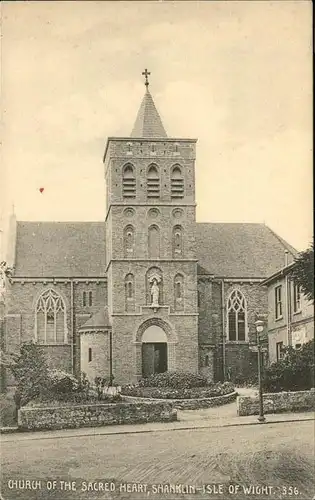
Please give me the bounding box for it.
[237,389,315,416]
[122,390,237,410]
[18,401,177,431]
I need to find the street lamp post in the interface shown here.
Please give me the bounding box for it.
[255,319,266,423]
[0,262,8,394]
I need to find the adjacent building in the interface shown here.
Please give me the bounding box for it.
[262,255,314,363]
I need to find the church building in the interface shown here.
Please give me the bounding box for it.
[1,72,297,385]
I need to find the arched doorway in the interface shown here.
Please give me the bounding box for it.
[141,325,168,377]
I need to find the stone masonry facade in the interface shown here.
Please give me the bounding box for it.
[2,83,297,387]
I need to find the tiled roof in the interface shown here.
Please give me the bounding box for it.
[195,223,297,278]
[79,307,111,330]
[14,222,106,277]
[13,221,296,279]
[131,89,167,138]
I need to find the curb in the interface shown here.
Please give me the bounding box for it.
[0,426,19,434]
[1,416,313,440]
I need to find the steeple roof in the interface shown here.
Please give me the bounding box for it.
[131,88,167,138]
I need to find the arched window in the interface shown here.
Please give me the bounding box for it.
[172,225,183,257]
[174,273,184,311]
[82,291,93,307]
[171,165,184,198]
[147,164,160,199]
[124,225,135,257]
[125,273,135,311]
[227,289,247,341]
[122,164,136,198]
[148,225,160,259]
[35,288,67,344]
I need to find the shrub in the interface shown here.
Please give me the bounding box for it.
[77,372,90,396]
[10,342,50,407]
[138,371,209,389]
[0,393,17,427]
[263,340,314,393]
[94,377,110,400]
[25,392,122,407]
[122,381,235,399]
[48,370,79,396]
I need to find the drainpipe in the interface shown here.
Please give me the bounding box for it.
[221,279,226,381]
[0,300,6,394]
[285,251,292,346]
[70,280,75,375]
[109,329,113,386]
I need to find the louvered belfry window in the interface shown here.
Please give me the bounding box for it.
[171,165,184,198]
[123,164,136,198]
[147,164,160,199]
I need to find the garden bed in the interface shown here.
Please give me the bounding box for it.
[121,384,234,399]
[122,391,237,410]
[120,374,236,410]
[25,394,121,408]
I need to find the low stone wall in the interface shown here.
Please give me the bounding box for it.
[122,391,237,410]
[18,401,177,431]
[237,389,315,416]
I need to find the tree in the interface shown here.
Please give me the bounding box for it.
[263,340,314,392]
[10,342,50,407]
[290,243,314,303]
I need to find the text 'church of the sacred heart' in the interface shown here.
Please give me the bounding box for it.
[2,71,296,386]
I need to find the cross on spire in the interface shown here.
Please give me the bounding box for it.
[142,68,151,88]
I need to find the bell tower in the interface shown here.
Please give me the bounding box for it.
[103,71,199,384]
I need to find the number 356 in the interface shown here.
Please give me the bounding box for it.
[281,486,300,496]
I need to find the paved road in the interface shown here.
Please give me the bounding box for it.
[1,421,314,500]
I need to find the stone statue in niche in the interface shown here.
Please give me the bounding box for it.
[150,278,159,307]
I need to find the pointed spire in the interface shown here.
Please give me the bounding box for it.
[131,70,167,138]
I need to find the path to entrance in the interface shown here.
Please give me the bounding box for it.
[177,387,258,422]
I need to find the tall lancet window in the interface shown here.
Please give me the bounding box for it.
[124,225,135,257]
[174,273,184,311]
[148,225,160,259]
[172,225,183,257]
[147,164,160,199]
[227,289,247,341]
[35,289,67,344]
[125,273,135,311]
[171,165,184,198]
[122,164,136,198]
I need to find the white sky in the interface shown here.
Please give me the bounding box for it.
[1,1,313,250]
